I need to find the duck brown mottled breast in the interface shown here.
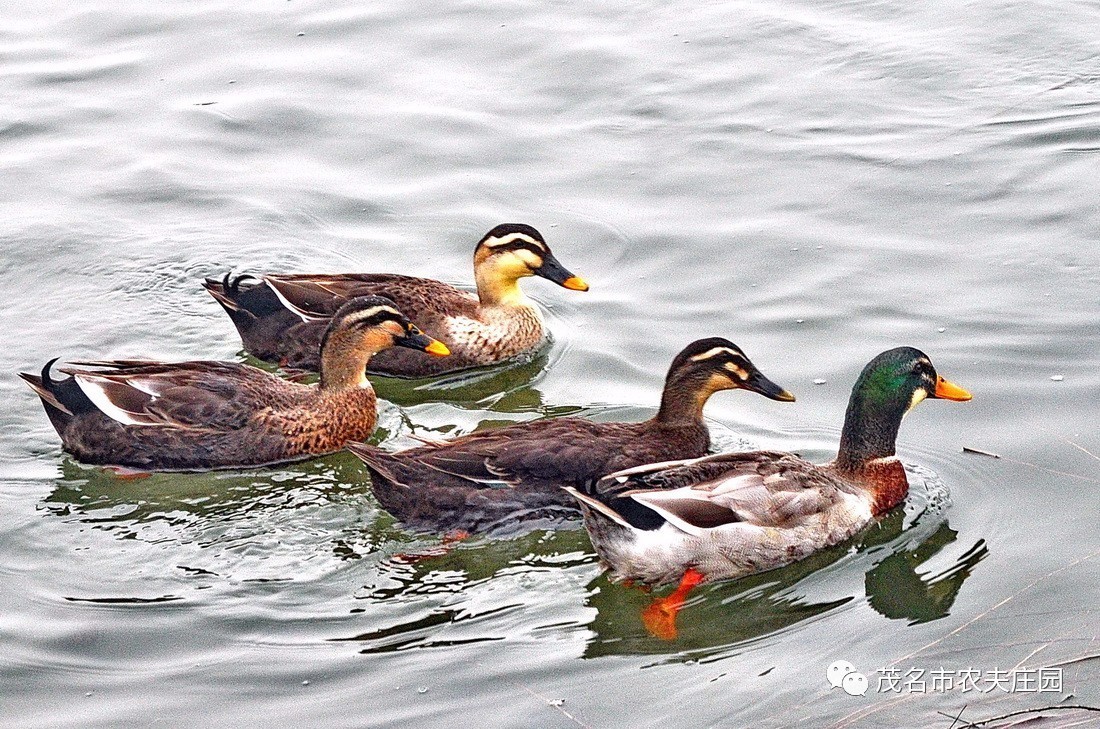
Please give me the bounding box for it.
[443,303,545,364]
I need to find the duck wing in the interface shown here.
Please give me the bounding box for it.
[264,274,480,323]
[595,451,849,535]
[60,360,280,431]
[389,418,644,488]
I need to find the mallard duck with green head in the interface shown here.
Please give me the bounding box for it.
[19,297,449,471]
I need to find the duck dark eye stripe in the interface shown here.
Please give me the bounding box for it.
[483,233,546,251]
[344,307,402,329]
[509,242,546,257]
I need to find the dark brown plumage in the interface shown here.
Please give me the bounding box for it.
[203,223,588,378]
[347,337,794,534]
[19,297,449,471]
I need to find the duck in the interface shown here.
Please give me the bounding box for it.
[346,338,795,534]
[19,297,450,472]
[202,223,588,379]
[565,346,972,592]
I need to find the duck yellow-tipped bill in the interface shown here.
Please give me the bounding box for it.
[934,376,971,401]
[774,389,797,403]
[425,339,451,357]
[562,276,589,292]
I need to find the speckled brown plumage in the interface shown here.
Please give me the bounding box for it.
[347,337,794,534]
[203,224,586,378]
[19,297,449,471]
[23,360,379,470]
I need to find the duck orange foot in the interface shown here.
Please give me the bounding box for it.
[641,568,705,641]
[392,530,471,564]
[103,465,152,480]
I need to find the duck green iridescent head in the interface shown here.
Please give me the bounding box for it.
[856,346,972,410]
[837,346,971,471]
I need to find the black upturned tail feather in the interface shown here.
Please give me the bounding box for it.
[223,272,260,298]
[41,357,60,392]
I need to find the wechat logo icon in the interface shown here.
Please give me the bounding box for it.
[827,660,868,696]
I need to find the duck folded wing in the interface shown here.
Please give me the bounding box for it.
[600,451,846,534]
[265,274,479,321]
[406,419,634,487]
[62,361,267,431]
[628,475,840,536]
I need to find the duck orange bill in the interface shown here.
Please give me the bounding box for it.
[562,276,589,291]
[424,339,451,357]
[934,376,972,401]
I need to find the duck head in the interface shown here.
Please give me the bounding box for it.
[836,346,971,472]
[473,223,588,305]
[656,337,795,425]
[319,296,449,390]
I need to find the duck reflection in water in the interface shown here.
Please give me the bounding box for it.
[582,509,988,655]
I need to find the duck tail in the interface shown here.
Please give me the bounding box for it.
[20,358,71,412]
[345,442,401,486]
[562,486,634,530]
[20,358,80,433]
[203,272,260,318]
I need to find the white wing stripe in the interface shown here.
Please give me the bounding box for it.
[74,375,149,426]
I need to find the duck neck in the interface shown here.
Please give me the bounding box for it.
[318,331,375,392]
[655,372,719,428]
[835,389,906,474]
[475,267,533,308]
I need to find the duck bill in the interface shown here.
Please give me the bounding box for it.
[933,376,971,401]
[534,252,589,291]
[397,328,451,357]
[743,370,796,402]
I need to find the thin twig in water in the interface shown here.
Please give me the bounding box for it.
[515,684,591,729]
[888,545,1100,668]
[1049,652,1100,668]
[474,660,591,729]
[1011,643,1050,672]
[937,703,968,729]
[956,704,1100,728]
[1061,437,1100,463]
[962,446,1001,458]
[974,451,1100,484]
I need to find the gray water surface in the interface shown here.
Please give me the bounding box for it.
[2,1,1098,727]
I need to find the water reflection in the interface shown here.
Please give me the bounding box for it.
[334,502,987,660]
[44,452,370,524]
[582,509,988,660]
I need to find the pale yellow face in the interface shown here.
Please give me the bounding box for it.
[479,248,542,281]
[474,232,546,282]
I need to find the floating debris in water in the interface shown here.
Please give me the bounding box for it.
[1051,375,1065,382]
[963,446,1001,458]
[813,378,826,385]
